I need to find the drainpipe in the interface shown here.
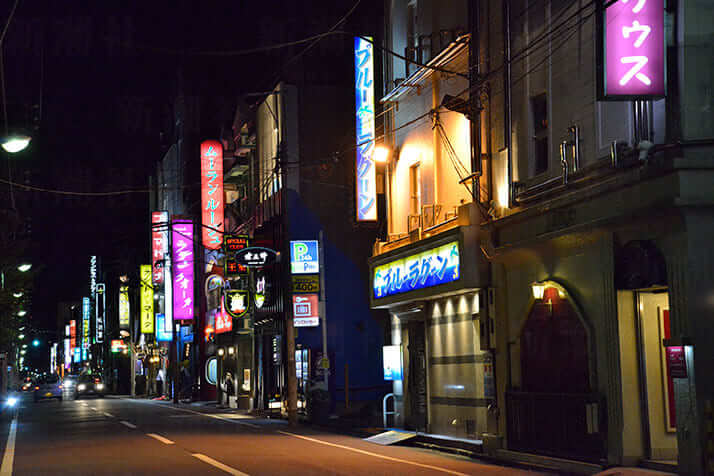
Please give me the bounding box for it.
[503,0,513,208]
[432,73,441,209]
[468,0,482,203]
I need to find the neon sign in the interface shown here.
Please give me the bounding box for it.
[200,140,224,250]
[82,297,90,352]
[172,219,194,320]
[119,285,130,328]
[152,211,169,284]
[354,36,377,221]
[373,241,460,299]
[603,0,664,98]
[140,264,154,334]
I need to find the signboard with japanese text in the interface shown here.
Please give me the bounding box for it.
[290,240,319,274]
[82,297,90,350]
[90,256,98,299]
[140,265,154,334]
[216,295,233,334]
[235,247,277,268]
[64,338,71,367]
[69,319,76,350]
[152,211,169,285]
[293,294,319,327]
[602,0,665,99]
[119,286,130,328]
[172,220,195,320]
[201,140,224,250]
[292,275,320,293]
[373,241,460,299]
[96,283,105,343]
[665,345,686,379]
[354,36,377,221]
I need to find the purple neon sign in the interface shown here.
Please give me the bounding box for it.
[604,0,665,97]
[172,220,194,320]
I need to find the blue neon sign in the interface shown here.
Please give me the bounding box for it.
[373,241,460,299]
[354,36,377,221]
[155,314,172,342]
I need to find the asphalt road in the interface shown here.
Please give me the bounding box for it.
[0,393,545,475]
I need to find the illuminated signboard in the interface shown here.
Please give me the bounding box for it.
[155,314,172,342]
[152,211,169,285]
[96,283,105,343]
[73,347,81,363]
[235,247,277,268]
[140,264,154,334]
[383,345,403,381]
[224,290,248,319]
[200,140,224,250]
[90,256,97,298]
[119,286,130,328]
[373,241,460,299]
[290,240,319,274]
[172,219,194,320]
[82,297,90,351]
[602,0,664,98]
[354,36,377,221]
[292,275,319,293]
[224,235,249,254]
[293,294,319,327]
[64,338,71,367]
[216,294,234,334]
[69,319,76,349]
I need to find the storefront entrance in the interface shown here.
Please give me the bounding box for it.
[507,284,605,461]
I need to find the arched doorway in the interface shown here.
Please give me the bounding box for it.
[507,282,605,461]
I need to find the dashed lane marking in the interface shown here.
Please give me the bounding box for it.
[0,416,18,476]
[119,421,137,429]
[192,454,250,476]
[278,431,471,476]
[146,433,174,445]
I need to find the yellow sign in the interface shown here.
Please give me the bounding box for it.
[292,275,320,293]
[140,265,154,334]
[119,286,130,328]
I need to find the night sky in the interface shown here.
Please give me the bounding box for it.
[1,0,372,340]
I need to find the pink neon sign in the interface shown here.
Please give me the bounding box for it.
[172,219,194,320]
[200,140,224,250]
[605,0,665,97]
[151,211,168,285]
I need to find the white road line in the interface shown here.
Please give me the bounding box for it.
[119,421,137,429]
[139,401,260,428]
[0,417,18,476]
[192,454,250,476]
[278,431,470,476]
[146,433,174,445]
[102,412,114,418]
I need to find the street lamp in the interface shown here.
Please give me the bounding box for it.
[32,339,39,347]
[13,291,22,298]
[17,263,31,272]
[1,135,31,154]
[17,310,26,317]
[18,334,24,339]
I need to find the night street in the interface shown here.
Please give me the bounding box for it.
[0,395,541,476]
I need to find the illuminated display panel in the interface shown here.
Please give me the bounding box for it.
[152,211,169,284]
[354,36,377,221]
[200,140,224,249]
[119,286,130,328]
[373,241,460,299]
[604,0,664,98]
[172,220,195,320]
[140,265,154,334]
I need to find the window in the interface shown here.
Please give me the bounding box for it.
[406,0,418,76]
[409,163,421,216]
[531,93,549,175]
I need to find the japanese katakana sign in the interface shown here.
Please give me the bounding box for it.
[140,265,154,334]
[172,220,195,320]
[373,241,460,299]
[354,36,377,221]
[201,140,224,250]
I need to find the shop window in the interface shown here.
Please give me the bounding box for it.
[531,93,549,176]
[520,287,589,393]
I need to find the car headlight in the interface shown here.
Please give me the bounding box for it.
[77,384,86,391]
[95,384,104,390]
[6,397,17,407]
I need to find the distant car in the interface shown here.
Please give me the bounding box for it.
[34,374,63,402]
[75,374,105,399]
[20,381,32,392]
[62,374,79,391]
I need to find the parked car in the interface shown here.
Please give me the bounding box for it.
[34,374,63,402]
[75,374,105,399]
[62,374,79,391]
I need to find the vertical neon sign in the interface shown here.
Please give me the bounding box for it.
[152,211,169,285]
[604,0,665,98]
[119,285,130,329]
[172,219,195,320]
[82,297,90,359]
[355,36,377,221]
[140,265,154,334]
[200,140,224,249]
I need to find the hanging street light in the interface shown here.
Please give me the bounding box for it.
[1,135,31,154]
[17,263,32,272]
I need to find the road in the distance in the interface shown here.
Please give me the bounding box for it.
[0,394,544,475]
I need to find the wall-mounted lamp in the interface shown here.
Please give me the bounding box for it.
[373,145,390,164]
[217,348,225,357]
[228,346,235,355]
[531,283,546,300]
